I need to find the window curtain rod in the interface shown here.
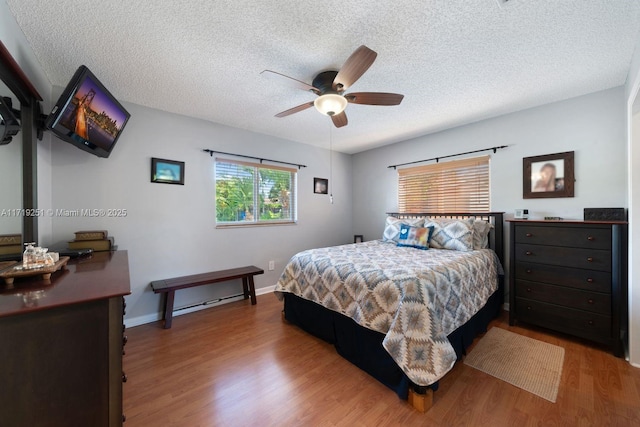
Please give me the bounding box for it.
[203,149,307,169]
[387,145,508,170]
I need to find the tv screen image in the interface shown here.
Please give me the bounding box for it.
[45,65,130,158]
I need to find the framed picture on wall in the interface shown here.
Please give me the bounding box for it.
[151,158,185,185]
[314,177,328,194]
[523,151,574,199]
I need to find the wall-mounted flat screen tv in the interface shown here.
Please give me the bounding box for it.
[45,65,130,158]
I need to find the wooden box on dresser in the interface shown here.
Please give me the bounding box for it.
[0,251,131,427]
[508,220,627,357]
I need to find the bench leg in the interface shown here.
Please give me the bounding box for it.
[248,275,257,305]
[242,277,250,300]
[163,291,175,329]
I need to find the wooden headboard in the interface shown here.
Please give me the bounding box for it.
[386,212,505,266]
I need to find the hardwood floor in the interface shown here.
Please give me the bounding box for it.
[123,294,640,426]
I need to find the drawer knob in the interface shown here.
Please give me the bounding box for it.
[525,233,533,237]
[526,269,532,274]
[588,299,594,304]
[588,320,594,326]
[526,287,532,292]
[587,278,594,283]
[525,251,532,256]
[587,257,594,262]
[527,306,532,310]
[122,372,128,383]
[587,236,595,241]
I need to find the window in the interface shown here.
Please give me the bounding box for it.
[398,155,490,212]
[215,158,297,226]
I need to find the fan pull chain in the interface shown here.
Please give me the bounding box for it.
[329,121,334,204]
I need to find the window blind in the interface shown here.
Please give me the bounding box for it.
[215,158,297,225]
[398,155,490,213]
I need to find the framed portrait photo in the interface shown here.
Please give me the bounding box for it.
[523,151,574,199]
[151,158,185,185]
[314,177,328,194]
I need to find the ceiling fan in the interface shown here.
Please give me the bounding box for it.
[261,45,404,128]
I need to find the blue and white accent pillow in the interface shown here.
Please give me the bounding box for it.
[424,218,475,251]
[397,224,434,250]
[382,216,425,242]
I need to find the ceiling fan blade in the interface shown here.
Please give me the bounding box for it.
[331,111,348,128]
[345,92,404,106]
[275,101,315,118]
[333,45,377,91]
[261,70,320,95]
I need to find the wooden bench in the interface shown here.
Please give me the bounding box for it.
[150,265,264,329]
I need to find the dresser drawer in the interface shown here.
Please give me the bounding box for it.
[515,280,611,315]
[515,297,611,344]
[515,225,611,250]
[514,262,611,293]
[514,243,611,271]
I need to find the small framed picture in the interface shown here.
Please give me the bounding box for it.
[151,158,185,185]
[314,177,328,194]
[523,151,574,199]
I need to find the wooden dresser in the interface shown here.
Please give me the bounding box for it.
[0,251,131,426]
[508,220,627,356]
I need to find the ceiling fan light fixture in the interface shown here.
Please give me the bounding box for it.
[314,94,347,116]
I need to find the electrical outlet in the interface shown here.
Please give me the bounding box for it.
[268,260,275,271]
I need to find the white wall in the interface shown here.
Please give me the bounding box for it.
[630,108,640,366]
[352,87,627,242]
[47,102,353,325]
[625,29,640,367]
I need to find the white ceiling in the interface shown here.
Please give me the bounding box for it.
[5,0,640,154]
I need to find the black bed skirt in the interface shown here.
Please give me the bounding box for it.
[283,288,503,400]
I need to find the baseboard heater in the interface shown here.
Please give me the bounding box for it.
[175,292,244,312]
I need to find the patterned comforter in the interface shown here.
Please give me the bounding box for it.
[274,239,502,386]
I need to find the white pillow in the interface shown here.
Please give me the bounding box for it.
[472,219,493,250]
[382,216,425,242]
[424,217,475,251]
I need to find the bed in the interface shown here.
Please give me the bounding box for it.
[274,212,504,412]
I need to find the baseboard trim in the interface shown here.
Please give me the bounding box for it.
[124,285,276,328]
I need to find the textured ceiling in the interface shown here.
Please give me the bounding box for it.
[5,0,640,154]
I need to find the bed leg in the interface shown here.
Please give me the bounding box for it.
[407,388,433,413]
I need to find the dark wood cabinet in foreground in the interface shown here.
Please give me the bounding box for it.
[508,220,627,357]
[0,251,131,427]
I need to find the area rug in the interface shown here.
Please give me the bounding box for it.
[463,327,564,402]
